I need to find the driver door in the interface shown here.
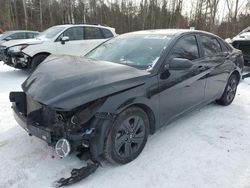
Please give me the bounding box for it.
[54,26,85,56]
[158,35,207,126]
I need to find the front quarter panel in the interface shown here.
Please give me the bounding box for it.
[97,74,159,126]
[22,41,55,57]
[90,74,160,160]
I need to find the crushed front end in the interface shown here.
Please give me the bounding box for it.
[0,45,30,69]
[9,91,101,159]
[10,91,108,186]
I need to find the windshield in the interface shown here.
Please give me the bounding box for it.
[86,33,173,68]
[37,26,66,39]
[0,31,12,40]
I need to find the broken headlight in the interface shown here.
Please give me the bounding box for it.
[70,108,92,126]
[8,44,29,53]
[57,98,106,131]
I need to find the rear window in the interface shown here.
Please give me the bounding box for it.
[101,28,114,38]
[84,27,103,39]
[26,32,38,39]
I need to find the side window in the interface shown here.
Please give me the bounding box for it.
[220,42,229,52]
[26,32,36,39]
[8,32,26,40]
[101,28,113,38]
[84,27,103,40]
[170,35,199,61]
[220,40,232,52]
[62,27,84,41]
[200,35,222,56]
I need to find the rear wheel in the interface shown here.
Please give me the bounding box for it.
[104,107,149,165]
[216,74,239,106]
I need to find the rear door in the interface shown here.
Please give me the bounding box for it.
[81,26,110,55]
[158,35,207,125]
[198,34,230,101]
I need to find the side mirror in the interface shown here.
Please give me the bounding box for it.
[61,36,69,44]
[4,37,12,41]
[165,58,193,70]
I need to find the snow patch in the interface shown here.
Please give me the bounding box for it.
[1,61,250,188]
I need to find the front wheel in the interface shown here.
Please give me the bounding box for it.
[216,74,239,106]
[104,107,149,165]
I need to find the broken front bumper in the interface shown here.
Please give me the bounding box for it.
[13,103,53,144]
[10,92,106,186]
[0,47,30,68]
[10,92,97,158]
[13,103,101,187]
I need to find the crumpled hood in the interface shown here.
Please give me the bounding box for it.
[22,55,150,110]
[2,38,45,48]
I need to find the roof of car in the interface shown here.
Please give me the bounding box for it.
[54,24,114,29]
[128,29,214,36]
[4,30,39,34]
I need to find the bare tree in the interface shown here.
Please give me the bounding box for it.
[22,0,28,29]
[39,0,43,30]
[0,0,249,38]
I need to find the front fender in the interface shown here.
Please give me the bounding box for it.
[22,43,53,57]
[89,117,113,162]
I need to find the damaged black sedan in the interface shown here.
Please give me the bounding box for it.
[10,30,243,167]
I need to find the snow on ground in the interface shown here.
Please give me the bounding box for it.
[1,61,250,188]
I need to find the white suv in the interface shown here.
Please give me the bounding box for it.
[0,24,116,70]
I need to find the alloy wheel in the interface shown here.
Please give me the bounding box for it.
[114,115,146,158]
[226,77,237,102]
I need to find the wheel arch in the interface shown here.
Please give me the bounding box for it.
[89,102,156,161]
[28,52,51,68]
[116,102,156,135]
[230,70,241,84]
[32,52,51,59]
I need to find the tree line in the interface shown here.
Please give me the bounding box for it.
[0,0,249,38]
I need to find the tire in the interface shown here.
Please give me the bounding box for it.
[216,74,239,106]
[30,54,49,72]
[104,107,149,165]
